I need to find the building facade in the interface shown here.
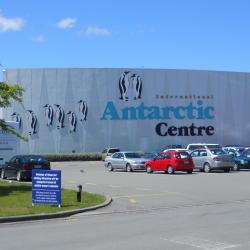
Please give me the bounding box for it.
[3,68,250,153]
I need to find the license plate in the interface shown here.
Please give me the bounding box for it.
[34,165,42,169]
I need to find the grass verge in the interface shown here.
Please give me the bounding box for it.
[0,180,106,217]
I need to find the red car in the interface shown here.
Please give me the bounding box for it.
[144,150,194,174]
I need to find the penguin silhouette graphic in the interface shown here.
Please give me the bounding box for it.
[11,112,22,129]
[130,74,142,100]
[118,71,131,101]
[43,104,53,126]
[78,100,88,121]
[67,111,77,133]
[54,104,65,129]
[27,110,37,135]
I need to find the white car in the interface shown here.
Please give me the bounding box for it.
[186,143,221,152]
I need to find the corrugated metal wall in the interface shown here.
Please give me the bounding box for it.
[3,68,250,153]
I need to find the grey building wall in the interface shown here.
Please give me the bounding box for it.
[3,68,250,153]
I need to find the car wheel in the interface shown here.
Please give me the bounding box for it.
[126,163,133,172]
[204,163,211,173]
[146,165,152,174]
[187,170,193,174]
[1,169,6,179]
[107,163,113,172]
[167,166,174,174]
[233,163,240,171]
[16,171,23,182]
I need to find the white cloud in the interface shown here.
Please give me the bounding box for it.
[56,18,76,29]
[0,15,25,32]
[33,35,45,42]
[85,26,111,36]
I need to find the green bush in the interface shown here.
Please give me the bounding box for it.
[41,153,102,162]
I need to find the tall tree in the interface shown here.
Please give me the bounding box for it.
[0,81,27,141]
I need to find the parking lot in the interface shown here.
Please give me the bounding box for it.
[2,161,250,250]
[52,161,250,214]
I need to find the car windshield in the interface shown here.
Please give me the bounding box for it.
[210,149,225,155]
[143,153,156,159]
[207,145,220,149]
[243,150,250,157]
[175,152,190,159]
[237,148,245,153]
[235,152,242,157]
[125,153,141,158]
[109,149,120,153]
[22,155,46,162]
[165,145,182,149]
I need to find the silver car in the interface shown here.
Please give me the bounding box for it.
[104,151,148,172]
[190,148,234,173]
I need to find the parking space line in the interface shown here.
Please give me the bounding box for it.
[128,197,137,204]
[109,185,121,188]
[113,191,179,199]
[85,182,97,186]
[160,236,239,250]
[136,188,152,191]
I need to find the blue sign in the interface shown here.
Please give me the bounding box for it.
[32,170,61,206]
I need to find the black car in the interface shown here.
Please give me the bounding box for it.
[0,155,51,181]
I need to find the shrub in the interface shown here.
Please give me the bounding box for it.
[41,153,102,162]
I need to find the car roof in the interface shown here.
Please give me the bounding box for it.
[192,147,221,150]
[187,143,219,145]
[163,148,187,152]
[163,150,188,153]
[14,154,45,157]
[119,151,140,154]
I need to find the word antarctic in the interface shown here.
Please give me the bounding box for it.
[101,100,214,120]
[100,100,215,136]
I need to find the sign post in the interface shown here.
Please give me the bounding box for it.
[32,170,61,207]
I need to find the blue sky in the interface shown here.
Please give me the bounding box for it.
[0,0,250,79]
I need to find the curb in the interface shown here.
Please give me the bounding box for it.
[0,195,112,224]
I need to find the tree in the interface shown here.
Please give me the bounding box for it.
[0,81,27,141]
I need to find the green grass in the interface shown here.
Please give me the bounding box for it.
[0,180,106,217]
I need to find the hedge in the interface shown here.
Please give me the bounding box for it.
[41,153,102,162]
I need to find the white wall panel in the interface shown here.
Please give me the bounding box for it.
[3,68,250,153]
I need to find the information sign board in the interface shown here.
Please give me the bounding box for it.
[32,170,61,206]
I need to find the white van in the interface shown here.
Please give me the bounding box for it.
[186,143,221,152]
[102,148,120,160]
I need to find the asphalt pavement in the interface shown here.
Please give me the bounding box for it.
[1,161,250,250]
[52,161,250,214]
